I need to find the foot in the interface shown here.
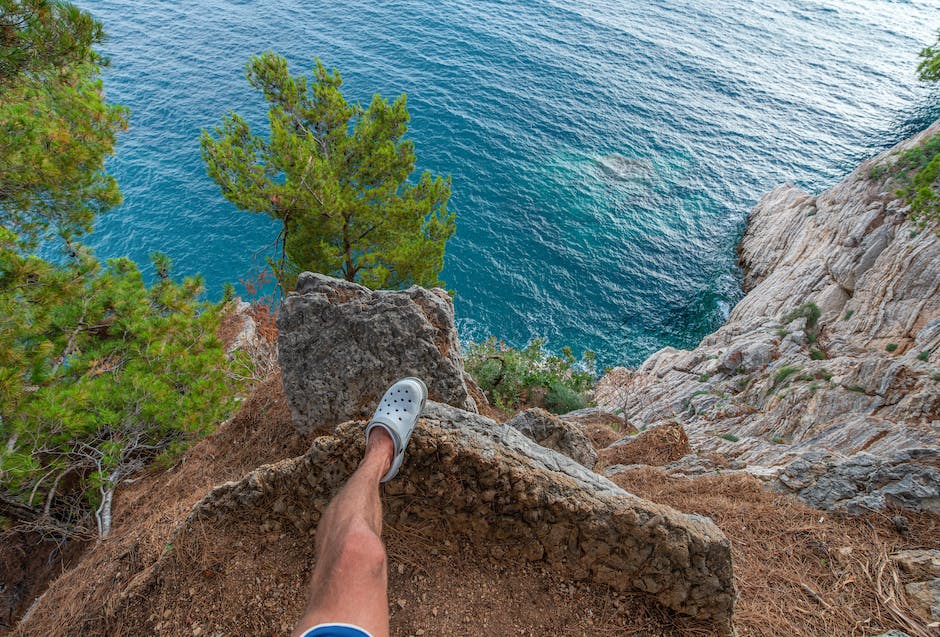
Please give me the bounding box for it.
[365,378,428,482]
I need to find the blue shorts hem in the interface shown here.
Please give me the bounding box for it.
[300,623,373,637]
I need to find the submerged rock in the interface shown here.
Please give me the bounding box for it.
[277,273,476,435]
[595,153,655,182]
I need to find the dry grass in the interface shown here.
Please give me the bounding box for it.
[597,421,691,468]
[7,377,938,637]
[612,467,940,637]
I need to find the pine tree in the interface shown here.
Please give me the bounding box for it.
[0,235,240,537]
[0,0,127,246]
[0,3,240,538]
[201,53,456,290]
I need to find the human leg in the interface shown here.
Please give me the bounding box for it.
[291,430,394,637]
[292,378,427,637]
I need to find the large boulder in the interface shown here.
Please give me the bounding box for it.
[13,401,735,635]
[191,402,736,633]
[505,408,598,468]
[773,449,940,514]
[277,273,476,434]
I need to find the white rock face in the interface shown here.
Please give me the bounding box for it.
[597,120,940,513]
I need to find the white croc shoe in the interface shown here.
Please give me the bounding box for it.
[365,377,428,482]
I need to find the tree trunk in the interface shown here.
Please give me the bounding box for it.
[0,490,44,524]
[96,484,114,538]
[342,214,355,281]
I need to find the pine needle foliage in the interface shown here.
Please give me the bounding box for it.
[0,232,242,537]
[918,29,940,82]
[0,0,127,247]
[201,52,456,290]
[0,3,239,537]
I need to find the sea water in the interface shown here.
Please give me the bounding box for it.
[76,0,939,366]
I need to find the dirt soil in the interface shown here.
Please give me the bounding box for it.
[6,377,939,637]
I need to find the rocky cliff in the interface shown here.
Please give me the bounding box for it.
[596,120,940,514]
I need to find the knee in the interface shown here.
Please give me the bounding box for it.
[334,523,387,579]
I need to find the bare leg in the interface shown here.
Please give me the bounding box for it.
[292,430,395,637]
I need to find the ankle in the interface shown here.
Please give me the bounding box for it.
[364,427,395,474]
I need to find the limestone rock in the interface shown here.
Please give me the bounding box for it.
[905,578,940,622]
[191,401,736,632]
[277,273,476,434]
[772,449,940,514]
[596,120,940,513]
[224,300,258,356]
[890,550,940,579]
[221,300,278,377]
[597,422,691,469]
[505,408,597,468]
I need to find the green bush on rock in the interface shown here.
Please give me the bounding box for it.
[870,134,940,229]
[464,338,595,414]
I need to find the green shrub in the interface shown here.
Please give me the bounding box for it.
[810,348,826,360]
[464,337,595,414]
[772,436,785,445]
[698,372,711,383]
[544,382,587,414]
[782,302,822,330]
[719,433,740,442]
[846,385,866,393]
[885,343,899,353]
[917,350,929,362]
[0,242,242,537]
[773,365,800,388]
[844,310,854,320]
[877,134,940,228]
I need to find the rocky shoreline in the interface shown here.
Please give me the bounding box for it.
[595,120,940,514]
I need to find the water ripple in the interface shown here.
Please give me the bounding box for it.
[75,0,940,367]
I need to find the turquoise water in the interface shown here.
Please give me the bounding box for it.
[77,0,939,366]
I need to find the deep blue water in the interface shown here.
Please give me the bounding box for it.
[77,0,939,366]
